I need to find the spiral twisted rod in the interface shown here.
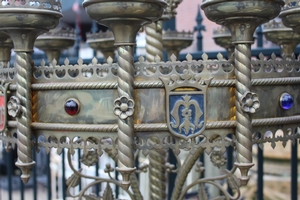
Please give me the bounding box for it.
[145,19,168,199]
[146,21,164,62]
[116,45,136,188]
[235,44,252,164]
[15,52,35,183]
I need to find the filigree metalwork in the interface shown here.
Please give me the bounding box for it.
[66,149,136,199]
[178,166,242,200]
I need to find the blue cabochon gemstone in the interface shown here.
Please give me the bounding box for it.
[280,93,293,110]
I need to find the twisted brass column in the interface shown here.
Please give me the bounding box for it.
[145,20,168,200]
[15,51,35,183]
[105,148,143,200]
[0,1,61,183]
[148,145,167,200]
[202,0,284,186]
[146,21,164,61]
[116,44,136,188]
[8,30,43,183]
[83,0,167,190]
[234,43,252,164]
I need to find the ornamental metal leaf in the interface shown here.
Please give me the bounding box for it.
[66,170,82,188]
[226,171,241,190]
[197,183,208,200]
[212,196,226,200]
[102,183,114,200]
[83,195,98,200]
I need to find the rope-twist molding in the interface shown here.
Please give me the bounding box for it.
[235,44,253,164]
[116,45,136,186]
[15,52,35,183]
[146,21,163,62]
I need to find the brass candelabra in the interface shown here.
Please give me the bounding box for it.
[0,0,299,199]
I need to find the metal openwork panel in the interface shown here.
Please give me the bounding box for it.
[0,0,299,199]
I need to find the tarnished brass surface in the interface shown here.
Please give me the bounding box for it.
[86,31,115,60]
[202,0,283,43]
[0,0,300,199]
[162,30,193,58]
[280,0,300,33]
[202,0,284,186]
[146,21,164,62]
[213,26,234,57]
[0,32,9,43]
[263,19,300,56]
[0,38,13,63]
[83,0,167,190]
[83,0,167,45]
[0,0,62,184]
[35,22,75,62]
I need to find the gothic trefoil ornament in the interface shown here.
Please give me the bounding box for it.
[160,70,212,139]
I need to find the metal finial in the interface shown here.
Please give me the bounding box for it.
[194,6,206,51]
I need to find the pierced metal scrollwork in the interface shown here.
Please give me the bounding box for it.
[65,138,144,200]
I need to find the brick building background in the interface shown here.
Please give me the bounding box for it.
[176,0,224,54]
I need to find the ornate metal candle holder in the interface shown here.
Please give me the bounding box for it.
[202,0,284,185]
[0,0,62,183]
[162,30,194,59]
[86,30,115,61]
[0,38,13,63]
[144,1,183,199]
[0,0,300,199]
[263,19,300,57]
[213,26,235,57]
[83,0,167,190]
[35,22,76,63]
[280,0,300,33]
